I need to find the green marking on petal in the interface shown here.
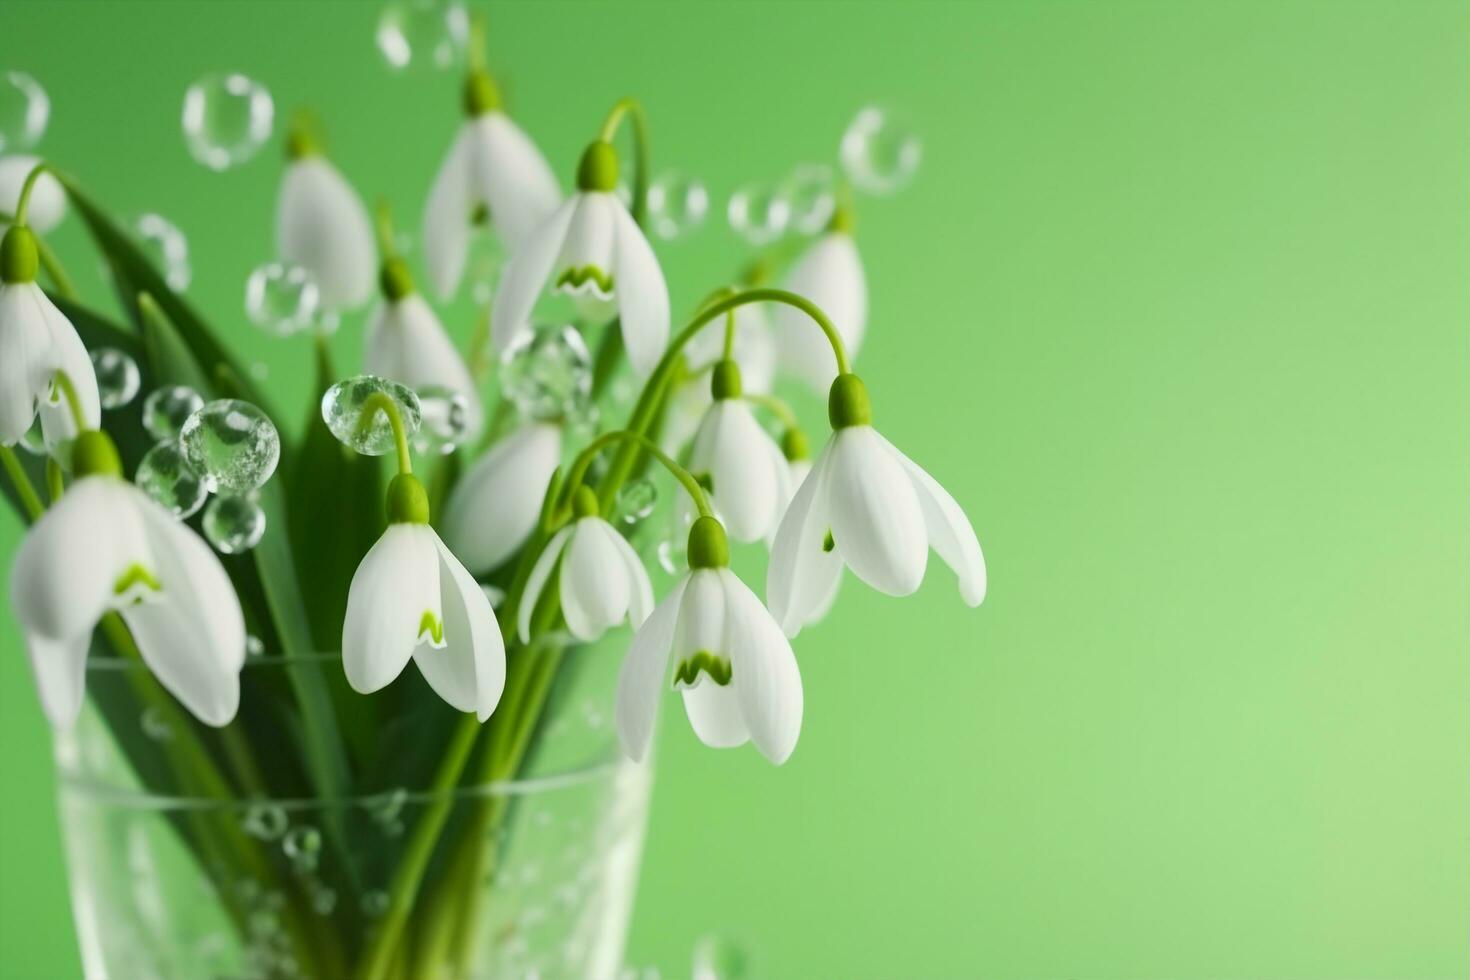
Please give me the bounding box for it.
[822,529,835,553]
[554,265,614,295]
[673,651,732,689]
[113,563,163,601]
[418,611,445,646]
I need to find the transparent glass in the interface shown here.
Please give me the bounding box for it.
[52,646,652,979]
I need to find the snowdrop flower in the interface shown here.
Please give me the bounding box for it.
[684,360,789,544]
[492,140,669,376]
[364,258,484,440]
[772,207,867,393]
[275,126,377,310]
[443,421,561,575]
[343,472,505,720]
[617,516,802,765]
[0,223,99,449]
[10,431,245,726]
[769,373,985,637]
[517,486,653,644]
[0,155,64,234]
[662,304,778,455]
[422,70,561,300]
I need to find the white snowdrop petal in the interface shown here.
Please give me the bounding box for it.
[674,569,726,659]
[766,447,842,637]
[611,201,669,376]
[608,524,655,629]
[443,422,561,575]
[554,193,617,286]
[24,631,92,728]
[276,157,377,310]
[560,518,630,643]
[517,525,572,643]
[680,680,750,749]
[491,196,579,354]
[827,426,928,597]
[722,570,803,765]
[691,401,781,544]
[364,294,483,438]
[0,156,65,234]
[616,577,687,763]
[0,283,53,443]
[471,113,562,253]
[342,525,441,694]
[422,127,476,300]
[416,534,506,721]
[773,233,867,392]
[881,432,988,606]
[35,290,100,453]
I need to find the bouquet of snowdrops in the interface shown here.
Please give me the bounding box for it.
[0,16,983,978]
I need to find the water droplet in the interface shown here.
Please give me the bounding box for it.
[361,890,390,917]
[321,375,423,456]
[282,826,321,873]
[180,399,281,492]
[142,385,204,443]
[499,325,592,422]
[563,398,600,440]
[242,804,288,841]
[656,537,685,576]
[311,886,337,916]
[647,170,708,240]
[727,183,790,246]
[133,213,191,291]
[135,441,209,518]
[181,73,274,171]
[140,705,173,741]
[481,583,505,607]
[203,493,267,554]
[246,634,265,657]
[839,105,921,195]
[413,384,470,455]
[615,479,657,527]
[89,347,140,409]
[691,934,748,980]
[0,72,49,153]
[376,0,471,71]
[782,163,836,234]
[245,262,320,336]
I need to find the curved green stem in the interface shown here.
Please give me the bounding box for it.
[14,162,50,226]
[597,97,650,225]
[468,11,488,73]
[722,307,736,360]
[44,457,63,503]
[745,392,800,430]
[563,429,711,521]
[375,199,398,259]
[358,392,413,475]
[51,369,86,431]
[0,446,43,521]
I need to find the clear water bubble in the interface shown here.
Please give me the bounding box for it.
[656,538,684,576]
[563,398,600,441]
[282,826,321,874]
[727,183,790,246]
[133,213,191,291]
[245,262,320,336]
[203,493,267,554]
[246,634,265,657]
[140,706,173,742]
[242,804,288,841]
[321,375,423,456]
[142,385,204,443]
[181,73,274,171]
[840,105,921,195]
[692,934,749,980]
[361,890,390,917]
[135,441,209,519]
[375,0,471,71]
[0,72,49,153]
[179,399,281,492]
[783,163,836,234]
[413,384,470,455]
[499,325,592,422]
[647,170,708,241]
[615,479,657,527]
[89,347,140,409]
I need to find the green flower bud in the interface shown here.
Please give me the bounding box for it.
[386,472,430,524]
[686,515,730,570]
[379,256,415,301]
[71,430,122,478]
[711,359,743,401]
[827,372,871,429]
[0,225,39,284]
[576,140,619,193]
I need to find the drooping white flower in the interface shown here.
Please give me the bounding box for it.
[0,155,65,234]
[343,477,505,720]
[275,143,377,310]
[772,218,866,393]
[518,489,653,644]
[364,264,484,440]
[422,71,561,300]
[0,226,100,450]
[443,421,561,575]
[768,374,985,637]
[616,517,802,765]
[683,362,789,545]
[491,140,668,376]
[9,433,245,727]
[662,304,778,455]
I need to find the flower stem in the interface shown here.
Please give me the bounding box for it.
[357,392,413,475]
[745,392,800,430]
[374,199,398,259]
[597,97,650,225]
[563,429,712,520]
[44,457,63,503]
[51,369,86,431]
[722,307,736,360]
[0,446,43,521]
[14,162,50,227]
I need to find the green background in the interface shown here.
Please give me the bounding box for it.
[2,1,1468,976]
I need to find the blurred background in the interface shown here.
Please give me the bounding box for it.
[1,1,1468,976]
